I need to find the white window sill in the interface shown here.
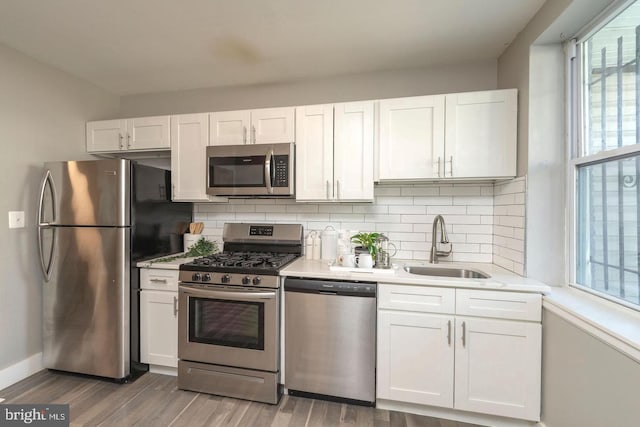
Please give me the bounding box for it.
[543,286,640,363]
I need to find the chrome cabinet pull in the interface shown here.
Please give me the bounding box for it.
[462,321,466,347]
[337,180,341,199]
[243,126,247,144]
[127,133,131,149]
[326,180,331,199]
[251,125,256,144]
[173,296,178,317]
[433,156,442,177]
[119,133,124,149]
[447,320,452,345]
[150,278,168,284]
[448,156,453,177]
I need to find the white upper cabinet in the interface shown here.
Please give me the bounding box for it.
[251,107,295,144]
[295,102,374,202]
[209,107,294,146]
[171,114,227,202]
[295,105,334,201]
[209,110,251,146]
[378,95,445,180]
[334,102,374,200]
[377,89,517,181]
[87,116,170,153]
[445,89,517,178]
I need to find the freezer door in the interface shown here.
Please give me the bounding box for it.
[42,226,130,379]
[43,159,130,226]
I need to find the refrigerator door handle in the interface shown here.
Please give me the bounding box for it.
[37,170,57,282]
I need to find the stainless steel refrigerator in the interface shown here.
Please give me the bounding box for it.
[37,159,192,380]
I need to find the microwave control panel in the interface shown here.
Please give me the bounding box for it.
[273,155,289,187]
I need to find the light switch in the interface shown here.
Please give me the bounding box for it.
[8,211,25,228]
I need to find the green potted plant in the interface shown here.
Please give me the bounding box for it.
[350,232,380,256]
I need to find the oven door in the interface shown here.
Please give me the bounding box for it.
[178,284,279,372]
[206,143,294,197]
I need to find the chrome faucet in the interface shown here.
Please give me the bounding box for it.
[430,215,452,263]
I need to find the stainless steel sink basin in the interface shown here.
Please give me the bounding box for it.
[404,265,491,279]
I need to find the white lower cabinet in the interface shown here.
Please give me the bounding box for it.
[377,311,454,407]
[377,284,542,422]
[140,268,179,370]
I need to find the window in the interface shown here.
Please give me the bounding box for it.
[571,0,640,309]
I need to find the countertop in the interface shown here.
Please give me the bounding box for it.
[136,253,196,270]
[281,258,550,294]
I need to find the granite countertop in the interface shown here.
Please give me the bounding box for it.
[136,253,196,270]
[281,258,550,294]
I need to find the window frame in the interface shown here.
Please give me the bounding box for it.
[568,0,640,311]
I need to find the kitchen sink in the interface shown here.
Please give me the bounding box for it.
[404,265,491,279]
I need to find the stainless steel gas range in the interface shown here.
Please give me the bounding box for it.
[177,223,303,404]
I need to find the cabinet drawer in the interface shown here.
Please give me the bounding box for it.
[378,284,455,314]
[140,268,179,291]
[455,290,541,322]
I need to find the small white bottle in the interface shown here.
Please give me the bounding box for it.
[312,233,321,260]
[305,232,314,260]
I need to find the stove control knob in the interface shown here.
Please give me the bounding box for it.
[221,274,231,284]
[253,276,262,286]
[242,276,251,285]
[203,273,212,282]
[192,273,202,281]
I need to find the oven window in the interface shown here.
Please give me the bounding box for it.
[188,297,265,350]
[209,156,266,187]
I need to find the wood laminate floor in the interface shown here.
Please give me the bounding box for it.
[0,370,486,427]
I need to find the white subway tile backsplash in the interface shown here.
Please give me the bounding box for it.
[375,196,414,205]
[192,179,526,275]
[400,186,440,196]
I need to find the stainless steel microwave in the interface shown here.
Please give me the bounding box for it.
[206,142,295,197]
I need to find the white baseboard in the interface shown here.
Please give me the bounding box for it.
[149,365,177,376]
[0,353,44,392]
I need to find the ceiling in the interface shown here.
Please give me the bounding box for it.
[0,0,545,96]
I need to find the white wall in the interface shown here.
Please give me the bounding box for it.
[0,42,119,372]
[118,60,497,117]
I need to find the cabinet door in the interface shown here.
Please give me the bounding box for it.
[86,119,126,152]
[209,110,251,146]
[127,116,170,150]
[295,105,334,201]
[378,95,445,180]
[377,310,454,408]
[334,101,374,201]
[445,89,517,178]
[251,107,295,144]
[454,317,541,421]
[140,290,178,368]
[171,114,212,201]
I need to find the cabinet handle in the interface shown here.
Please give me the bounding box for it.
[149,278,168,284]
[173,296,178,317]
[447,156,453,177]
[336,180,341,199]
[119,133,124,149]
[127,133,131,149]
[326,180,330,199]
[434,156,441,178]
[447,320,452,345]
[461,321,466,347]
[243,126,247,144]
[251,125,256,144]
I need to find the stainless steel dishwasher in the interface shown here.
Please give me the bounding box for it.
[284,277,376,405]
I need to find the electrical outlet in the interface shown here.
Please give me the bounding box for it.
[8,211,25,228]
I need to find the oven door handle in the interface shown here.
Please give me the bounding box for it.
[180,285,277,300]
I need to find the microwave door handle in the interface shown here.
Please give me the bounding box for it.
[264,149,274,194]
